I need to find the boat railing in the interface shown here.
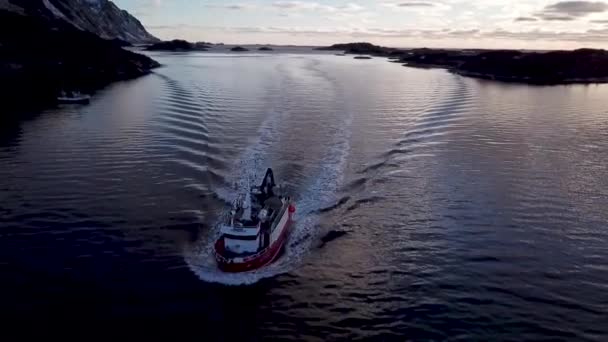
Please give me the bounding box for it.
[213,243,270,264]
[240,246,271,263]
[221,223,260,236]
[213,249,232,264]
[270,202,288,232]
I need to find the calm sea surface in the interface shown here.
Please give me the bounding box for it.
[1,48,607,340]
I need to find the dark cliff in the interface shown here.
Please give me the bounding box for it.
[0,0,158,43]
[0,9,160,113]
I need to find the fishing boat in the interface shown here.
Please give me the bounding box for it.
[57,91,91,104]
[214,168,295,272]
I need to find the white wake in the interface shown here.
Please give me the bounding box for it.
[184,58,353,285]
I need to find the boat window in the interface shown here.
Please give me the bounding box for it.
[224,234,259,241]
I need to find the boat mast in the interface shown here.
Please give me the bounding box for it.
[242,177,252,221]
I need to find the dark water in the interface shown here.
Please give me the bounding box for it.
[1,50,608,340]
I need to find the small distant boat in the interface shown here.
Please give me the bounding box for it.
[214,168,296,273]
[354,56,372,60]
[57,91,91,104]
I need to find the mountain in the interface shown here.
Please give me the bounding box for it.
[0,4,160,114]
[0,0,158,44]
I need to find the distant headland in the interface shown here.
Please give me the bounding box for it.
[146,39,211,51]
[320,42,608,85]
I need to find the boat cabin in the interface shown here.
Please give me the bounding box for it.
[220,170,288,256]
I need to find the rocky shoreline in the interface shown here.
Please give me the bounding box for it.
[323,43,608,85]
[451,70,608,85]
[0,6,159,116]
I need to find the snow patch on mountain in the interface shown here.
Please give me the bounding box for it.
[42,0,67,20]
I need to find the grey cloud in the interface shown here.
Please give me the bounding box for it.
[587,27,608,32]
[397,2,434,7]
[148,23,608,43]
[344,27,606,42]
[514,17,539,22]
[483,29,608,42]
[542,15,577,20]
[207,1,363,13]
[272,1,299,9]
[447,29,480,36]
[545,1,607,15]
[271,1,363,12]
[536,1,608,21]
[206,4,254,10]
[590,19,608,22]
[225,5,247,10]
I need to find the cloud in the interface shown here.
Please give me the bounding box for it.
[271,1,363,12]
[536,1,608,21]
[395,2,435,7]
[137,0,608,48]
[146,22,608,47]
[542,15,577,20]
[447,29,480,36]
[545,1,608,15]
[382,1,435,9]
[189,25,608,42]
[341,3,365,11]
[514,16,539,22]
[225,4,250,10]
[272,1,309,9]
[382,0,452,12]
[208,3,257,10]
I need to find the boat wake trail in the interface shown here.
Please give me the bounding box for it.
[184,57,353,285]
[184,105,288,285]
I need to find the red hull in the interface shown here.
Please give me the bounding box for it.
[214,216,292,273]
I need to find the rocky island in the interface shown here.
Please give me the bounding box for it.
[449,49,608,84]
[146,39,210,51]
[258,47,273,51]
[320,42,608,85]
[0,0,160,114]
[317,42,393,55]
[231,46,249,52]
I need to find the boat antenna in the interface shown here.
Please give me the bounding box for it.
[242,177,252,221]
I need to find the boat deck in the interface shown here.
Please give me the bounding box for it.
[215,237,263,258]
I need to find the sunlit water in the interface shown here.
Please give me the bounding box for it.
[1,49,607,340]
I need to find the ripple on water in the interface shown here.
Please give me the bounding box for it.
[1,55,607,340]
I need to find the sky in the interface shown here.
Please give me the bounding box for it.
[114,0,608,49]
